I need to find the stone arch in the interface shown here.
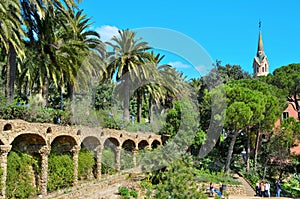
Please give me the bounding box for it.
[102,137,120,174]
[3,123,12,131]
[151,140,161,149]
[8,133,47,196]
[122,139,136,151]
[121,139,136,170]
[81,136,101,151]
[138,140,149,150]
[104,137,120,148]
[10,133,46,153]
[79,136,100,180]
[51,135,78,153]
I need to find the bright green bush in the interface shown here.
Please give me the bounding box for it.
[78,149,95,180]
[6,150,39,198]
[101,148,116,174]
[47,153,74,191]
[118,186,138,199]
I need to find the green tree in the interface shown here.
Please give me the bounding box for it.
[150,156,207,199]
[106,29,151,122]
[228,79,286,171]
[221,84,267,173]
[272,63,300,119]
[0,0,25,103]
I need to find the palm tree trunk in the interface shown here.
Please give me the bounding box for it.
[123,80,130,122]
[137,89,142,123]
[42,75,49,107]
[148,94,154,123]
[225,129,240,174]
[67,83,74,102]
[5,42,17,103]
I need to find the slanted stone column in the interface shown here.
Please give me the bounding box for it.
[95,145,103,179]
[71,145,80,186]
[115,146,121,172]
[132,148,138,168]
[39,146,50,196]
[0,145,12,199]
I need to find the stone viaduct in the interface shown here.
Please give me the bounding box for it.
[0,119,162,198]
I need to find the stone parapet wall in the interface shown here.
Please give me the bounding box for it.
[202,182,245,195]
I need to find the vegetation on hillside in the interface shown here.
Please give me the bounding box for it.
[0,0,299,198]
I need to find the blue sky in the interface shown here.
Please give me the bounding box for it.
[79,0,300,79]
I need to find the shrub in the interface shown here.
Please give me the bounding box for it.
[102,148,117,174]
[6,150,39,198]
[78,149,95,180]
[47,153,74,191]
[130,189,138,198]
[118,186,138,199]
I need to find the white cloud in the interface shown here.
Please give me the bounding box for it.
[168,61,192,69]
[96,25,119,41]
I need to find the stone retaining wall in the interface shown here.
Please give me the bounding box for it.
[202,182,245,195]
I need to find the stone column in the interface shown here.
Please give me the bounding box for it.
[115,146,121,172]
[71,145,80,186]
[39,146,50,196]
[95,145,102,180]
[0,145,12,199]
[132,148,138,168]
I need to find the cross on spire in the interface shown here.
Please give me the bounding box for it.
[259,20,262,31]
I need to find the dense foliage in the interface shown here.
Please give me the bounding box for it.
[7,150,39,198]
[47,153,74,191]
[0,0,299,197]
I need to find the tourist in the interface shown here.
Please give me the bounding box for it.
[265,181,270,197]
[275,180,282,197]
[260,181,265,197]
[209,182,214,196]
[256,181,260,196]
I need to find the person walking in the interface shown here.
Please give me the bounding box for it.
[260,181,265,197]
[256,181,260,196]
[265,181,270,197]
[275,180,282,197]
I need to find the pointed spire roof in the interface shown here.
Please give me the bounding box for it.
[257,31,264,53]
[256,21,265,59]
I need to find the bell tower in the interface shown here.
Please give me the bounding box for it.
[253,21,269,76]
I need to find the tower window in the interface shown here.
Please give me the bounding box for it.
[262,67,265,72]
[257,67,259,73]
[282,112,289,119]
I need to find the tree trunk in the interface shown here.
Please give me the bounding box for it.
[42,75,49,107]
[148,94,154,123]
[246,126,251,173]
[254,130,260,171]
[136,89,142,123]
[5,42,17,103]
[225,129,239,174]
[123,81,130,122]
[262,159,268,180]
[67,83,74,102]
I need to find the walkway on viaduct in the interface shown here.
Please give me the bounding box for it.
[0,119,162,198]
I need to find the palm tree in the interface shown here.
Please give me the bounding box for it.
[0,0,25,102]
[0,0,81,103]
[56,8,106,101]
[106,29,151,122]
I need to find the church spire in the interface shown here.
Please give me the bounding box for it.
[257,21,264,57]
[253,20,269,76]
